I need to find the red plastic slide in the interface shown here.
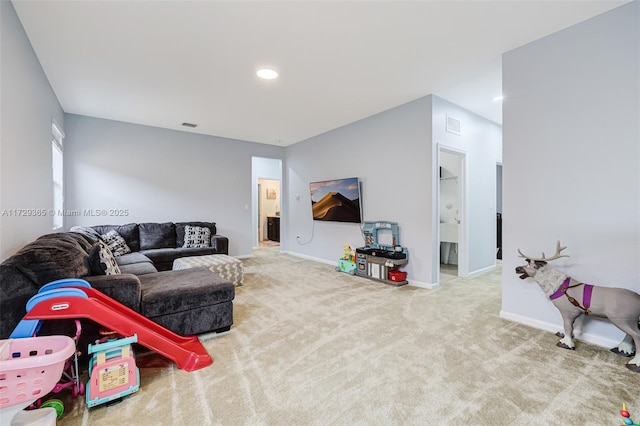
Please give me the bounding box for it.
[21,286,213,372]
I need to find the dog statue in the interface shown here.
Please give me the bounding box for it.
[515,241,640,372]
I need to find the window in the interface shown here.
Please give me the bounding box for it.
[52,121,64,230]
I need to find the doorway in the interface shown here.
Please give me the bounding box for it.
[258,178,281,247]
[251,157,283,249]
[496,163,503,259]
[437,146,467,283]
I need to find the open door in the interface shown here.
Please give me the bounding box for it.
[437,146,468,284]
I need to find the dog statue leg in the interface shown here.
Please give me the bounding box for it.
[607,317,640,373]
[556,314,577,350]
[610,334,635,358]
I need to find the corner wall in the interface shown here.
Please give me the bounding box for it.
[0,1,65,260]
[284,96,434,285]
[432,96,503,276]
[501,2,640,347]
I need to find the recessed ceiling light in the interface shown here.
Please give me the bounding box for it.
[257,68,278,80]
[493,95,504,102]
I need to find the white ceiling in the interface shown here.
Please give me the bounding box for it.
[12,1,627,146]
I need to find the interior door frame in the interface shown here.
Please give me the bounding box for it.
[435,144,468,284]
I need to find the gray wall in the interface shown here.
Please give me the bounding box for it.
[432,96,502,275]
[63,114,284,257]
[284,96,434,285]
[501,1,639,347]
[0,1,65,261]
[284,94,502,286]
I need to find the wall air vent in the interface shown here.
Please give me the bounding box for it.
[182,122,198,128]
[446,115,461,135]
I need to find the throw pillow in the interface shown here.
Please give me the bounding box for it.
[101,229,132,256]
[182,225,211,248]
[88,241,121,275]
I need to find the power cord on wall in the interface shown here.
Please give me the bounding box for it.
[296,220,315,245]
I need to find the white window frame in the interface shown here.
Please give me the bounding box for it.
[52,120,65,230]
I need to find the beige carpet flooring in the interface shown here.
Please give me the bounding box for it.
[52,248,638,425]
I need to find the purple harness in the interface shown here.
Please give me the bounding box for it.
[550,277,593,314]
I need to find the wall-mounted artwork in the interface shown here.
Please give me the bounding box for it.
[309,177,362,223]
[266,188,277,199]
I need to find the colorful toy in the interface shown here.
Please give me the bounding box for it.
[620,403,639,426]
[343,244,355,263]
[11,278,213,372]
[356,221,409,285]
[336,244,357,275]
[86,335,140,408]
[8,281,87,420]
[0,335,75,426]
[27,320,85,419]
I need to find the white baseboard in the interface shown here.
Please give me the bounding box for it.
[467,264,496,278]
[285,251,441,289]
[499,310,622,349]
[281,250,336,266]
[408,281,440,290]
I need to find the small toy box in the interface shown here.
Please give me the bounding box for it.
[86,335,140,408]
[388,270,407,283]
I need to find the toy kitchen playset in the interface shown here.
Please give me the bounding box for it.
[355,221,408,286]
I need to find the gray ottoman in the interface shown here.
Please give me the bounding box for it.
[173,254,243,286]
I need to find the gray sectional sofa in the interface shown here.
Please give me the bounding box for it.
[0,222,235,342]
[91,221,229,271]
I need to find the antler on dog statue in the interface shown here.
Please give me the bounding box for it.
[515,241,640,373]
[517,240,569,262]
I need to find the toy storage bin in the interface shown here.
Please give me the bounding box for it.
[388,270,407,282]
[0,336,75,426]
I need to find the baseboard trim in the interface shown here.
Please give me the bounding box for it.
[467,264,496,278]
[285,251,441,289]
[408,281,440,290]
[499,310,621,349]
[282,250,336,266]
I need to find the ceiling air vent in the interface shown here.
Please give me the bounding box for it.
[182,122,198,128]
[446,115,461,135]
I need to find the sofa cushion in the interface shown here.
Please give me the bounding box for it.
[139,247,221,269]
[138,268,234,318]
[84,274,141,312]
[182,225,211,248]
[92,223,140,252]
[88,242,121,275]
[119,262,158,275]
[139,222,176,250]
[175,222,216,247]
[114,252,152,266]
[149,302,233,336]
[101,230,131,256]
[114,252,157,275]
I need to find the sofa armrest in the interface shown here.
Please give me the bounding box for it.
[211,235,228,254]
[84,273,142,312]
